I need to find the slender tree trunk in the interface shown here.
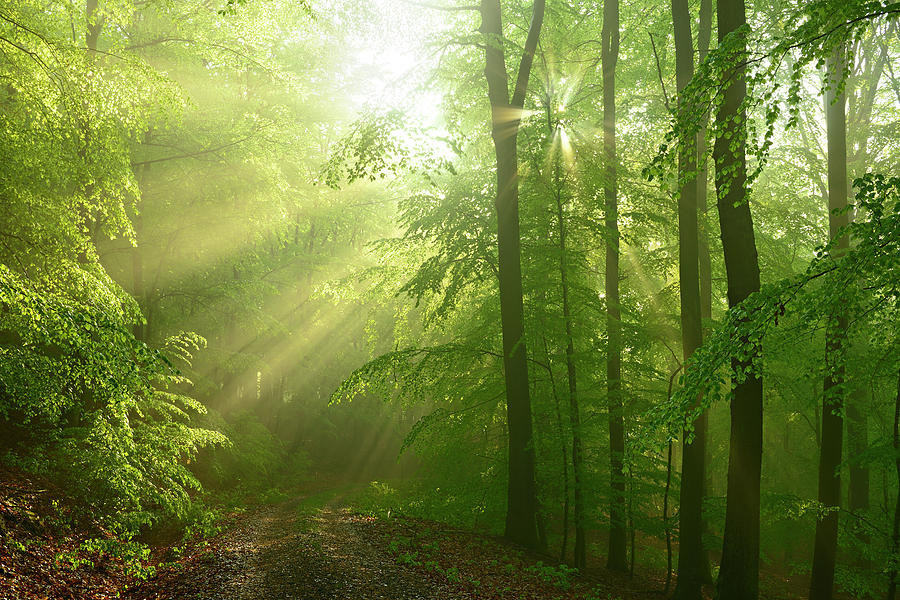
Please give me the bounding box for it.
[846,41,885,529]
[664,362,682,595]
[847,390,869,512]
[86,0,102,51]
[602,0,627,573]
[131,212,146,341]
[696,0,714,583]
[696,0,713,329]
[556,179,587,571]
[629,466,636,576]
[549,119,586,571]
[809,45,850,600]
[886,368,900,600]
[543,334,571,562]
[664,439,674,595]
[847,389,870,517]
[713,1,764,598]
[132,130,152,342]
[671,0,706,597]
[77,0,103,264]
[479,0,545,550]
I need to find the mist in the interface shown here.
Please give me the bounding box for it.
[2,1,900,599]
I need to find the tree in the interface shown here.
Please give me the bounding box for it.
[602,0,627,573]
[670,0,707,596]
[888,367,900,600]
[809,43,849,600]
[479,0,546,549]
[547,109,586,570]
[845,33,887,523]
[713,0,764,597]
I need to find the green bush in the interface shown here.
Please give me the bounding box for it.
[0,265,226,534]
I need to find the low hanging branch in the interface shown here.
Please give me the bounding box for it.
[642,173,900,447]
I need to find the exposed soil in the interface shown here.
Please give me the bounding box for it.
[125,497,461,600]
[0,473,823,600]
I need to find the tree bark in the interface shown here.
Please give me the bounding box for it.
[809,45,849,600]
[543,334,571,562]
[845,40,885,524]
[479,0,545,550]
[671,0,706,597]
[85,0,102,51]
[549,127,586,570]
[602,0,626,573]
[713,1,764,598]
[696,0,714,584]
[664,439,674,594]
[77,0,103,264]
[886,368,900,600]
[696,0,712,327]
[131,212,146,341]
[847,391,869,514]
[132,130,152,342]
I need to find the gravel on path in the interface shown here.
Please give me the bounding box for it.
[125,496,460,600]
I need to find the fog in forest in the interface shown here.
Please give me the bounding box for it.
[2,1,900,599]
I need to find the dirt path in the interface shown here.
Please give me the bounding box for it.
[126,497,460,600]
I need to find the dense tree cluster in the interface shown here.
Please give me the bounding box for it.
[2,0,900,598]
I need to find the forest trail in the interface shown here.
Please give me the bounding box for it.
[124,489,683,600]
[126,494,461,600]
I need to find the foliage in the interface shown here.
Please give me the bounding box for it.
[523,560,579,589]
[647,1,900,200]
[195,411,283,489]
[345,479,500,532]
[2,0,900,596]
[0,264,226,532]
[651,173,900,440]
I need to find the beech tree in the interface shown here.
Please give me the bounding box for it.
[480,0,546,549]
[602,0,627,573]
[670,0,707,596]
[809,43,850,600]
[712,0,764,597]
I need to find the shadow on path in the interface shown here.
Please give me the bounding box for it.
[126,494,458,600]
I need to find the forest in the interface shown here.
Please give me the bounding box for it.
[1,0,900,598]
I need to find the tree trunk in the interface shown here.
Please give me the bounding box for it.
[85,0,102,51]
[696,0,712,327]
[809,45,849,600]
[664,362,683,595]
[131,212,146,342]
[671,0,706,597]
[548,115,586,571]
[886,368,900,600]
[712,1,764,598]
[696,0,714,583]
[77,0,103,264]
[664,439,674,594]
[845,40,885,526]
[543,334,571,562]
[132,130,152,342]
[479,0,545,550]
[602,0,626,572]
[847,391,869,513]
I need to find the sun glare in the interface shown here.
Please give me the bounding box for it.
[347,1,446,129]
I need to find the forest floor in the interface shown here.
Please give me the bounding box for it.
[1,470,818,600]
[124,489,672,600]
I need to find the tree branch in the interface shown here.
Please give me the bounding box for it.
[511,0,546,109]
[130,129,267,167]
